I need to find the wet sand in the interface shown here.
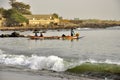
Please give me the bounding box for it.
[0,71,103,80]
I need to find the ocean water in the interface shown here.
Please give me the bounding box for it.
[0,27,120,80]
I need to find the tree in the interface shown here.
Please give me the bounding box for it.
[3,9,28,26]
[52,13,59,19]
[0,7,5,14]
[9,0,31,14]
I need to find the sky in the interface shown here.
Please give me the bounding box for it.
[0,0,120,20]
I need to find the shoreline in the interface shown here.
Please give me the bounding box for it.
[0,26,76,31]
[0,26,120,31]
[0,71,103,80]
[0,64,103,80]
[0,27,45,31]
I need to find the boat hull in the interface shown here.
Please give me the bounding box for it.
[29,36,80,40]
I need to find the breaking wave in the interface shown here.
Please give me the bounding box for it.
[0,49,69,72]
[0,49,120,72]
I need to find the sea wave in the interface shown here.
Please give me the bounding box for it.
[0,49,120,72]
[78,58,120,65]
[0,49,70,72]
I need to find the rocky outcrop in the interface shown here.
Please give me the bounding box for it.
[0,32,25,37]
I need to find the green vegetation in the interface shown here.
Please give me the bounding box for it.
[52,13,59,19]
[67,63,120,74]
[9,0,31,14]
[3,9,28,26]
[0,0,30,27]
[0,8,5,14]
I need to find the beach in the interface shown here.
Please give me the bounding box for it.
[0,64,103,80]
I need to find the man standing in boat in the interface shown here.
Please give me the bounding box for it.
[33,29,39,36]
[71,28,75,36]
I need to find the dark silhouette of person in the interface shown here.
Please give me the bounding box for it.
[62,34,66,37]
[33,29,39,36]
[71,28,74,36]
[40,32,43,37]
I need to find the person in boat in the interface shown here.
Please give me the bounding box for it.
[62,34,66,37]
[71,28,75,36]
[33,29,39,36]
[40,32,43,37]
[75,33,80,39]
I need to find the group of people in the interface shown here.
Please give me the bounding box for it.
[62,28,79,37]
[33,29,43,37]
[33,28,79,38]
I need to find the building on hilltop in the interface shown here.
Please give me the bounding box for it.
[24,14,60,26]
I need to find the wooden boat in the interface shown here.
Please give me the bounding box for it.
[29,35,81,40]
[29,28,83,40]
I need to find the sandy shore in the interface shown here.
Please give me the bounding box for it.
[0,70,104,80]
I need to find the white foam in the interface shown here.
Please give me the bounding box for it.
[0,49,3,54]
[0,49,120,72]
[4,55,26,65]
[78,58,120,65]
[104,59,120,65]
[0,52,67,72]
[27,55,65,71]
